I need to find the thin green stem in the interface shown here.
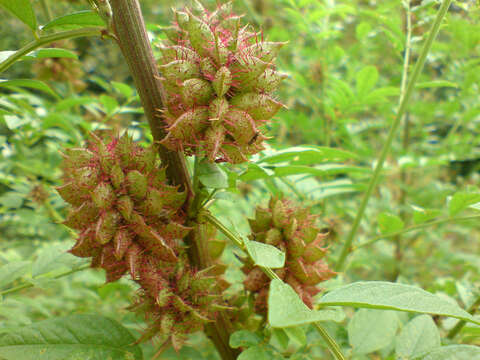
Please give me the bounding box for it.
[0,28,103,74]
[204,213,281,281]
[314,323,346,360]
[203,212,244,249]
[393,0,413,280]
[447,295,480,339]
[40,0,53,22]
[335,0,453,272]
[354,215,480,250]
[0,263,90,297]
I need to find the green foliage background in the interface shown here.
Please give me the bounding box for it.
[0,0,479,359]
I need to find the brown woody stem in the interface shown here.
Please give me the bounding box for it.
[109,1,238,359]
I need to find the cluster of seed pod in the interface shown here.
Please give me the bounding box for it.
[57,133,226,347]
[156,1,286,163]
[243,197,336,312]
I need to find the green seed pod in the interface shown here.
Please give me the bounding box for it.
[208,97,229,121]
[160,59,200,83]
[142,188,165,216]
[245,68,288,93]
[213,32,228,65]
[63,148,93,167]
[204,125,225,161]
[265,228,282,246]
[56,182,84,206]
[186,13,215,57]
[116,195,134,221]
[303,243,328,263]
[230,56,269,89]
[95,210,121,245]
[63,201,98,230]
[181,78,213,106]
[284,218,298,240]
[174,9,189,30]
[75,167,99,190]
[110,164,125,190]
[114,133,134,169]
[223,110,257,145]
[156,288,172,307]
[199,57,217,79]
[92,182,116,209]
[230,92,284,121]
[178,271,191,292]
[243,41,287,62]
[161,26,185,43]
[167,108,209,142]
[160,313,174,333]
[212,66,232,97]
[272,199,288,228]
[158,45,199,63]
[126,170,148,200]
[113,229,133,260]
[220,144,248,164]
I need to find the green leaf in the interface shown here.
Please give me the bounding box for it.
[356,65,378,99]
[0,0,37,31]
[0,314,143,360]
[229,330,261,348]
[25,48,78,60]
[411,205,441,224]
[377,212,405,234]
[0,261,30,289]
[197,159,228,189]
[112,82,133,98]
[318,282,480,326]
[257,146,358,165]
[0,79,57,98]
[448,191,480,216]
[239,163,272,182]
[415,80,459,89]
[283,327,306,347]
[41,10,105,31]
[238,345,278,360]
[100,94,118,114]
[423,345,480,360]
[395,315,440,360]
[268,279,345,328]
[244,239,285,269]
[272,164,370,178]
[348,309,398,355]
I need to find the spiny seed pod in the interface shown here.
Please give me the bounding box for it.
[57,132,190,282]
[156,1,287,163]
[130,254,228,351]
[243,197,336,311]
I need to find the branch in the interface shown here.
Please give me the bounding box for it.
[0,28,103,74]
[335,0,454,271]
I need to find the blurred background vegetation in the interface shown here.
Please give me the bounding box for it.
[0,0,479,358]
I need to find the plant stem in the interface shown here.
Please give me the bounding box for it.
[203,212,244,249]
[314,323,346,360]
[335,0,453,272]
[40,0,53,22]
[0,263,90,297]
[447,295,480,339]
[393,0,413,280]
[109,2,237,359]
[0,28,103,74]
[353,215,480,250]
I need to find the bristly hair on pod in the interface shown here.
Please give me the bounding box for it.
[155,1,287,164]
[243,197,337,313]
